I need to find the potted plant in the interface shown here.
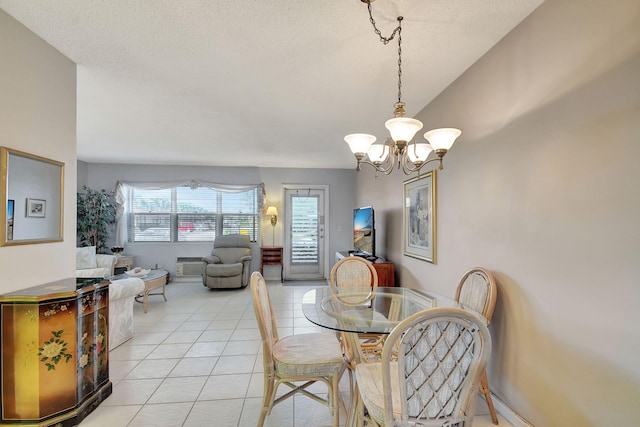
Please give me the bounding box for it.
[77,186,117,253]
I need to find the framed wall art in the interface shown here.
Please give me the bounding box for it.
[7,199,14,240]
[403,170,437,263]
[26,198,46,218]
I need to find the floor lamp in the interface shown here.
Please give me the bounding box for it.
[266,206,278,246]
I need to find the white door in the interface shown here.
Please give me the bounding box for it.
[283,186,327,280]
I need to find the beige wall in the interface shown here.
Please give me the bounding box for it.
[356,0,640,425]
[0,10,77,291]
[3,1,639,423]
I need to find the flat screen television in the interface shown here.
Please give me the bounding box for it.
[353,206,375,257]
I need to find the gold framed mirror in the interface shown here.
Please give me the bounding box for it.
[1,147,64,246]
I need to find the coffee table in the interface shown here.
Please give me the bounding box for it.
[112,269,168,313]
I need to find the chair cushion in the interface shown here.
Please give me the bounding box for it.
[355,361,401,425]
[206,263,243,277]
[212,248,251,265]
[76,246,97,269]
[273,333,344,377]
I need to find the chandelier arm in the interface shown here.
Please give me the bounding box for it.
[401,156,445,174]
[356,141,396,174]
[357,156,395,175]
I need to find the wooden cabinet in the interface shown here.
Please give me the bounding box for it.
[260,246,283,282]
[371,260,395,287]
[335,251,395,287]
[0,278,111,426]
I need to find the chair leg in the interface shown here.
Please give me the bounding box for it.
[480,369,499,425]
[258,376,276,427]
[331,372,340,427]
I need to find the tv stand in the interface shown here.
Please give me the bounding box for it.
[335,251,395,287]
[348,251,376,261]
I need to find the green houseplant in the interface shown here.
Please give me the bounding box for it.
[77,186,117,253]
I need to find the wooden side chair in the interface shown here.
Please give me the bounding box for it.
[250,272,346,427]
[455,267,499,424]
[355,307,492,427]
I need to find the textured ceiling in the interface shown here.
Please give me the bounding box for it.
[0,0,544,169]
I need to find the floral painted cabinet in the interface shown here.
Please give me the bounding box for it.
[0,278,111,426]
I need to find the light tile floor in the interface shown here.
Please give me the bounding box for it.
[82,281,511,427]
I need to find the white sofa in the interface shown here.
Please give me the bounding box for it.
[109,277,145,350]
[76,246,117,278]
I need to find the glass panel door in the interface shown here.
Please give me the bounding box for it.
[284,187,325,280]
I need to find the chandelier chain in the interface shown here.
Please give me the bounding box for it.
[366,1,401,44]
[365,2,404,104]
[397,20,402,104]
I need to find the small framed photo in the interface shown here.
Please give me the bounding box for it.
[7,199,14,240]
[26,198,46,218]
[403,170,437,263]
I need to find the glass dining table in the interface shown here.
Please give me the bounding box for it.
[301,286,475,334]
[301,286,485,427]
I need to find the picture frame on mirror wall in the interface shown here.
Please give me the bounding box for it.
[26,198,46,218]
[7,199,14,241]
[403,170,437,264]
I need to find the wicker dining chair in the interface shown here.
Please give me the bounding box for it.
[250,272,346,427]
[329,256,386,361]
[329,256,379,306]
[455,267,499,424]
[355,307,492,427]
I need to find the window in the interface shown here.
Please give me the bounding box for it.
[129,186,258,242]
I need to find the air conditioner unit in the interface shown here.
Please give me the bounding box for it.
[175,257,206,278]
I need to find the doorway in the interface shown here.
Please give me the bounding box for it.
[283,186,328,280]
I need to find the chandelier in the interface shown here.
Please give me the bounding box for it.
[345,0,461,175]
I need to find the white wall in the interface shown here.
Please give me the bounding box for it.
[355,0,640,425]
[0,10,77,291]
[84,163,355,280]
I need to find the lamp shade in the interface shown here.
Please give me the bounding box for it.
[385,117,423,142]
[266,206,278,216]
[367,144,390,163]
[423,128,461,151]
[406,143,433,163]
[345,133,376,154]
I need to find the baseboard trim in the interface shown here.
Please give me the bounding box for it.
[488,393,533,427]
[171,275,201,283]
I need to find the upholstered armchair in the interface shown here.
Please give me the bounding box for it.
[202,234,252,289]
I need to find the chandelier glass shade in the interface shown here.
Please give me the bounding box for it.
[345,1,461,176]
[385,117,423,143]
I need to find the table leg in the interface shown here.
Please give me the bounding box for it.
[143,291,149,313]
[135,276,168,314]
[161,282,167,301]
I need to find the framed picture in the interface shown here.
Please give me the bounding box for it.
[7,199,14,240]
[403,170,437,263]
[26,198,46,218]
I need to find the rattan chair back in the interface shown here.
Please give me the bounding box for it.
[329,256,379,306]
